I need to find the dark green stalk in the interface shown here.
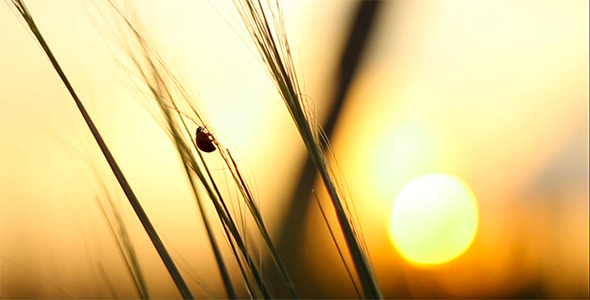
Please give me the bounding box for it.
[9,1,193,298]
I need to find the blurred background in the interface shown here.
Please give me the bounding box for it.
[1,0,588,298]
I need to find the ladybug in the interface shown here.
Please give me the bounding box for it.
[195,126,216,153]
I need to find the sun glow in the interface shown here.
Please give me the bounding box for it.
[390,173,479,266]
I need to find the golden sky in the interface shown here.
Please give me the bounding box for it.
[1,0,588,298]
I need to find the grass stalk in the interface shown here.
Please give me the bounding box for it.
[114,13,277,297]
[9,1,194,298]
[95,191,150,299]
[130,54,239,298]
[232,0,383,298]
[110,4,303,297]
[220,149,299,298]
[313,192,362,298]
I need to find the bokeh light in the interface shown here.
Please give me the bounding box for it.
[389,173,479,265]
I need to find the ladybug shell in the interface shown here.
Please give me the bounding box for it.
[196,127,216,153]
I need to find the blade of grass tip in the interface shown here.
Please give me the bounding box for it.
[9,1,193,298]
[232,0,382,298]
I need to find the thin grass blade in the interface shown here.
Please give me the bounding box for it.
[9,1,194,298]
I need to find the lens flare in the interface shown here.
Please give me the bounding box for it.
[390,173,479,266]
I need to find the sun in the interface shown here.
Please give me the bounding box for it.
[389,173,479,266]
